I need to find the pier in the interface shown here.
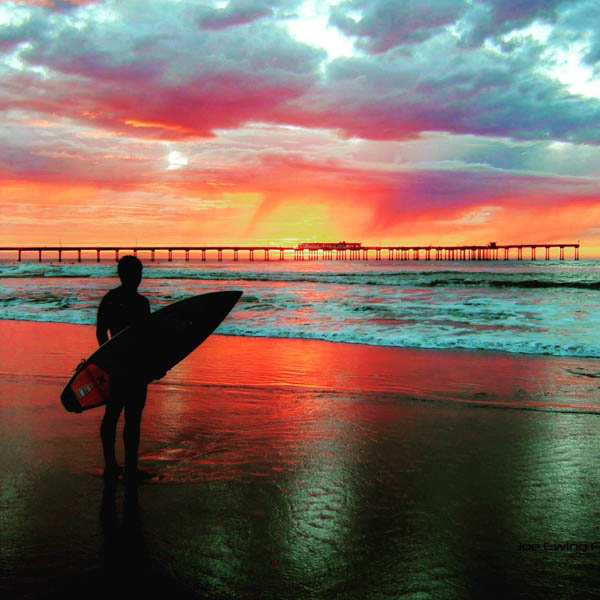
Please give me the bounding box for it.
[0,242,580,262]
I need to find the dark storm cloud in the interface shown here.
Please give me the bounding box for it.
[282,31,600,143]
[2,0,600,146]
[460,0,566,47]
[330,0,469,54]
[0,1,323,138]
[329,0,567,52]
[197,0,300,31]
[0,8,46,51]
[548,0,600,67]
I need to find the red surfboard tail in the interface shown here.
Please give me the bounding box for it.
[61,363,110,413]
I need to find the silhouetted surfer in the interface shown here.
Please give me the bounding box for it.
[96,255,156,482]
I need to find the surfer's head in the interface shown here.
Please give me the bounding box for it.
[117,255,143,291]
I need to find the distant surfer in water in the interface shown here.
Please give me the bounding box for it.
[96,255,157,482]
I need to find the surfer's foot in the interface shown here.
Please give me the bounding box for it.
[102,464,123,480]
[124,468,155,483]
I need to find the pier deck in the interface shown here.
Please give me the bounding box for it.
[0,243,581,262]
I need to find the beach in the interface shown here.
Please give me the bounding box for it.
[1,319,599,599]
[4,0,600,597]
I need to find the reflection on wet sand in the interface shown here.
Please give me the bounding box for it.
[1,321,599,599]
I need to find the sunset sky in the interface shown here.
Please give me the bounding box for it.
[2,0,600,252]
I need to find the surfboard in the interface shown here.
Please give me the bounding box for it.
[61,291,243,413]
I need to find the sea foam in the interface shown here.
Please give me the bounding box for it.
[1,260,599,357]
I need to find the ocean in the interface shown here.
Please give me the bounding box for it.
[3,261,600,599]
[1,259,598,357]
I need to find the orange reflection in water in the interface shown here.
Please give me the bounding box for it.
[1,319,598,484]
[169,331,592,410]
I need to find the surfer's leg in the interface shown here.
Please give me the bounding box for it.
[123,384,147,474]
[101,399,123,473]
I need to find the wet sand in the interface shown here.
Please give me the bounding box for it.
[1,320,599,599]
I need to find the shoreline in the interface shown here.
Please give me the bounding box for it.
[2,315,600,362]
[2,319,599,415]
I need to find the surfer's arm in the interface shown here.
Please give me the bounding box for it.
[96,322,109,346]
[96,297,110,345]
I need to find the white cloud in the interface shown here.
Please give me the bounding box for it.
[286,0,356,62]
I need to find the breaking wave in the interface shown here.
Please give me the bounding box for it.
[1,260,600,358]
